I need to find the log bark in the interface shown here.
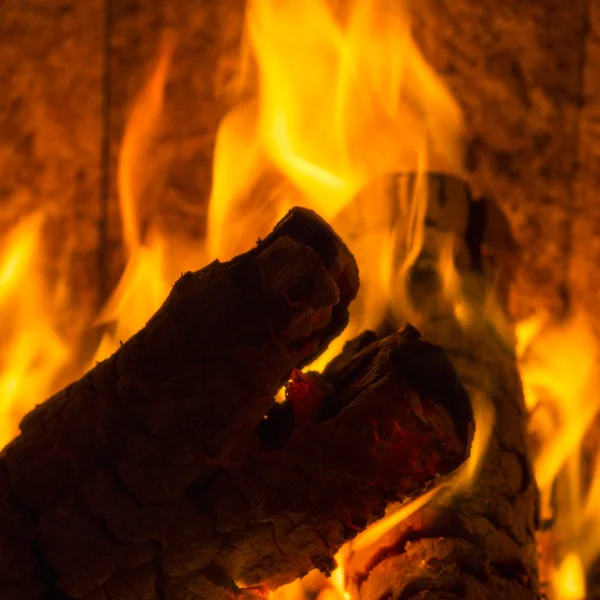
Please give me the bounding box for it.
[0,206,473,600]
[341,174,540,600]
[0,206,358,600]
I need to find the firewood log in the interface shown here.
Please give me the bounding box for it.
[342,174,540,600]
[0,207,473,600]
[158,325,472,600]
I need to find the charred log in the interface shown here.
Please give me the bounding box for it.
[0,207,473,600]
[178,324,472,599]
[0,206,358,600]
[342,174,540,600]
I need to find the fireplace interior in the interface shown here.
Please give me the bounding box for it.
[0,0,599,599]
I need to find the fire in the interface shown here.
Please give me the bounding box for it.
[0,213,72,445]
[211,0,600,595]
[93,33,177,363]
[207,0,464,369]
[518,312,600,491]
[208,0,494,598]
[517,311,600,599]
[0,0,598,598]
[553,553,586,600]
[0,34,184,445]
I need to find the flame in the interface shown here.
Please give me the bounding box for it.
[518,312,600,490]
[0,213,71,446]
[1,0,598,598]
[0,33,182,448]
[93,34,177,362]
[207,0,464,375]
[205,0,500,598]
[553,553,586,600]
[517,311,600,599]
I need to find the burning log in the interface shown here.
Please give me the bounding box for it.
[342,174,540,600]
[193,325,472,599]
[0,207,473,600]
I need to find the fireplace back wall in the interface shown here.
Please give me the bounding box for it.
[1,0,596,327]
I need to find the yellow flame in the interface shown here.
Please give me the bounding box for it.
[518,312,600,490]
[93,35,177,361]
[207,0,464,376]
[6,0,598,598]
[553,553,586,600]
[450,391,496,490]
[0,213,71,447]
[329,565,350,600]
[118,33,176,252]
[0,36,187,441]
[517,311,600,599]
[353,487,438,554]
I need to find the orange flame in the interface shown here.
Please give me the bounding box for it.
[206,0,500,598]
[517,311,600,600]
[207,0,464,375]
[0,0,597,599]
[0,213,71,446]
[94,33,177,362]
